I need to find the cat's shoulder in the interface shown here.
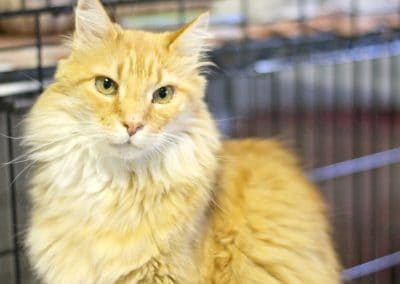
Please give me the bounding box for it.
[221,138,300,174]
[217,138,325,211]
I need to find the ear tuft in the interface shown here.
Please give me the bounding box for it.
[169,12,212,60]
[74,0,114,47]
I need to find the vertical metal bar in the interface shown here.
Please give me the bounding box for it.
[254,75,261,137]
[332,61,355,270]
[361,60,374,284]
[223,74,235,137]
[270,72,280,136]
[305,63,315,169]
[372,56,391,284]
[398,0,400,30]
[256,74,271,137]
[315,63,334,204]
[327,63,335,203]
[247,75,254,136]
[178,0,185,25]
[266,74,273,137]
[371,59,379,284]
[350,0,357,48]
[352,57,362,284]
[236,75,245,137]
[309,63,316,169]
[296,0,307,56]
[296,0,305,30]
[295,63,304,157]
[331,61,340,269]
[239,0,248,67]
[389,53,400,284]
[353,60,375,282]
[315,65,324,168]
[371,58,385,283]
[344,60,356,273]
[34,13,43,93]
[6,110,20,284]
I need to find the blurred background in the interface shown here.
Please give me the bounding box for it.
[0,0,400,283]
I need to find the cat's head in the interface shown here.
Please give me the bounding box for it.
[27,0,216,163]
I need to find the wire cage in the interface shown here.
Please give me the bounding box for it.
[1,0,400,283]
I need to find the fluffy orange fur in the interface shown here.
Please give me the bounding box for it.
[200,140,340,283]
[24,0,340,283]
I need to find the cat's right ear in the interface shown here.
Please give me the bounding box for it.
[168,12,212,61]
[74,0,116,47]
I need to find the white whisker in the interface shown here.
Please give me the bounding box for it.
[9,160,36,187]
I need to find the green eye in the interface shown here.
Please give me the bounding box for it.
[152,86,175,104]
[95,76,118,96]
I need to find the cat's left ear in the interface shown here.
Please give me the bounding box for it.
[169,12,212,60]
[74,0,116,47]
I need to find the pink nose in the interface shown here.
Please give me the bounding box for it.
[123,121,144,136]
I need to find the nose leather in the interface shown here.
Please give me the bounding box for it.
[123,121,144,136]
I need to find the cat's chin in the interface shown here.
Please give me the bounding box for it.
[110,143,142,157]
[107,142,155,162]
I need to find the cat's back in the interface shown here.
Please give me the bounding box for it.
[201,139,340,283]
[219,139,323,211]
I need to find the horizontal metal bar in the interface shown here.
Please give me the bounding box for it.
[253,39,400,74]
[0,248,16,257]
[0,0,176,18]
[0,0,397,18]
[308,147,400,182]
[0,41,60,52]
[0,4,72,18]
[342,251,400,280]
[0,79,52,100]
[0,66,55,84]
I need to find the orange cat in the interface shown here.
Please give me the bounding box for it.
[24,0,340,283]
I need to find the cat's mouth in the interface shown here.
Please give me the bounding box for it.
[108,133,135,146]
[113,139,140,148]
[106,129,165,155]
[110,135,148,150]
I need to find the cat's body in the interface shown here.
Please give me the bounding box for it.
[201,140,339,283]
[24,0,339,283]
[26,86,221,284]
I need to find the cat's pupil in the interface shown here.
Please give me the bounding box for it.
[103,78,112,89]
[159,87,167,98]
